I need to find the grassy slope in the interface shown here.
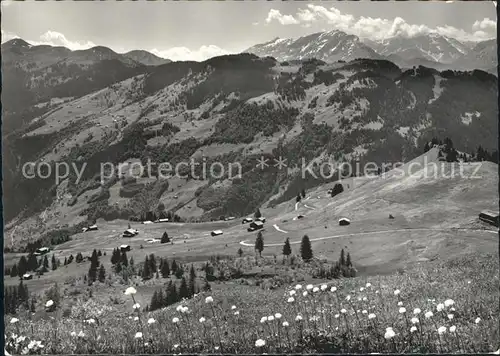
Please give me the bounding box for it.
[4,253,498,354]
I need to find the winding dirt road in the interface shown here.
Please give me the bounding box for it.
[239,227,498,247]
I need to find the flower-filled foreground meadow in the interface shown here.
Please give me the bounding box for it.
[5,253,499,354]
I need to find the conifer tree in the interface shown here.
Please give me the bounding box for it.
[149,254,157,273]
[121,251,128,267]
[300,234,313,262]
[161,232,170,244]
[142,256,151,279]
[171,259,178,274]
[283,238,292,257]
[10,263,18,278]
[51,255,58,271]
[161,259,170,278]
[175,265,184,279]
[255,231,264,257]
[98,265,106,283]
[179,277,189,300]
[237,248,243,257]
[340,249,346,266]
[254,208,262,219]
[166,281,178,305]
[188,264,197,296]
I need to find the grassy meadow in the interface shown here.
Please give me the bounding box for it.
[5,252,499,354]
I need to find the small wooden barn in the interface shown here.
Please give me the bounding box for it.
[339,218,351,226]
[479,210,499,227]
[120,244,131,252]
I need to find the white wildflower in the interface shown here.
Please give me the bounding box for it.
[234,311,240,315]
[346,295,351,301]
[330,286,337,292]
[362,310,368,314]
[287,297,295,303]
[475,317,481,324]
[172,317,179,324]
[289,290,296,296]
[78,331,85,338]
[295,284,302,290]
[341,309,347,314]
[398,301,403,306]
[255,339,266,347]
[321,284,328,291]
[295,315,303,321]
[148,318,156,324]
[45,300,54,308]
[282,321,289,327]
[368,313,376,319]
[437,326,446,335]
[231,305,237,310]
[205,296,214,304]
[411,317,419,324]
[268,315,274,321]
[70,331,77,337]
[444,299,455,307]
[436,303,445,312]
[384,327,396,339]
[313,287,319,293]
[199,317,206,323]
[306,284,313,291]
[413,308,421,315]
[394,290,400,296]
[360,287,364,292]
[448,314,454,320]
[275,313,282,319]
[10,318,19,324]
[425,311,434,319]
[366,283,372,288]
[132,303,140,310]
[399,307,406,314]
[133,316,139,321]
[449,325,456,333]
[124,287,137,295]
[302,291,308,297]
[410,326,417,333]
[135,332,143,339]
[260,316,268,323]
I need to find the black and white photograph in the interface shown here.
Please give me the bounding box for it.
[2,0,498,354]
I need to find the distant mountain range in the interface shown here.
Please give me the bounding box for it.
[245,30,497,74]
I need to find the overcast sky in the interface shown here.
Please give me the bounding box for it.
[1,1,497,61]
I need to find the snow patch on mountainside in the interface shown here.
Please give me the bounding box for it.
[362,121,384,131]
[345,78,377,91]
[461,111,481,125]
[397,126,410,137]
[428,75,445,104]
[407,91,417,110]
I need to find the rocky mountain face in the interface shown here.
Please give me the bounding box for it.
[246,30,497,73]
[245,30,382,63]
[2,43,498,239]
